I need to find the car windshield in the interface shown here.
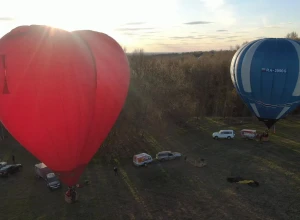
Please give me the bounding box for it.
[46,173,58,182]
[47,175,58,182]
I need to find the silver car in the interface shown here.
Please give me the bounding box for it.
[156,151,182,161]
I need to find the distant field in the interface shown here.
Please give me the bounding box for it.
[0,117,300,220]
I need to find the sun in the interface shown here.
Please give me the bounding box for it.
[18,0,119,34]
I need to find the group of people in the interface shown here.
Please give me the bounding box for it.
[258,130,269,142]
[65,186,77,203]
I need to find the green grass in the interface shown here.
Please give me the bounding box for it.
[1,117,300,220]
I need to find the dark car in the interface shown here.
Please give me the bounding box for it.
[0,161,7,169]
[0,164,22,177]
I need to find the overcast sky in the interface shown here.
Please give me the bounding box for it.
[0,0,299,52]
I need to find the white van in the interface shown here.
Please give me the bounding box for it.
[212,130,235,139]
[133,153,153,167]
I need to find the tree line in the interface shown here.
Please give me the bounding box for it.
[100,31,300,149]
[1,32,300,154]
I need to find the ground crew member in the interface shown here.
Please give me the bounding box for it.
[114,166,118,176]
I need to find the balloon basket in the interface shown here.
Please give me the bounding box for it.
[65,191,78,204]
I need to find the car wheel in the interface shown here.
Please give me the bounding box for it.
[214,136,218,140]
[227,136,231,139]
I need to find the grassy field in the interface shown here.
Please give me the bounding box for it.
[1,117,300,220]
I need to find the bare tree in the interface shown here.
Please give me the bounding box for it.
[286,32,299,40]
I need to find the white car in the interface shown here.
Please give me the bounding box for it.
[212,130,235,139]
[0,162,7,168]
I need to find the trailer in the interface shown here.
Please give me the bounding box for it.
[35,163,61,191]
[240,129,257,140]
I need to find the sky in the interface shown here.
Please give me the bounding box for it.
[0,0,300,53]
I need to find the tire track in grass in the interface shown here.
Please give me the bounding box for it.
[93,160,110,219]
[144,131,213,217]
[205,117,226,126]
[114,158,151,220]
[271,135,300,154]
[187,178,228,218]
[74,162,107,219]
[93,160,123,220]
[220,187,275,220]
[124,134,172,219]
[143,132,198,217]
[188,176,273,219]
[253,156,300,183]
[143,131,163,153]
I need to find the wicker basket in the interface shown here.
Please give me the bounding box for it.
[65,191,78,203]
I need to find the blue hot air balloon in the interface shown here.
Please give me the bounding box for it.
[230,38,300,128]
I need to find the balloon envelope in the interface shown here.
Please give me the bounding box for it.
[230,38,300,128]
[0,25,130,186]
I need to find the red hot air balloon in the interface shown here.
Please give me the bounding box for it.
[0,25,130,187]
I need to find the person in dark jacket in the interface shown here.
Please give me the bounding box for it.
[114,167,118,176]
[71,188,76,202]
[12,155,15,164]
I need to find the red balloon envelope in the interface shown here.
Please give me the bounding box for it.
[0,25,130,186]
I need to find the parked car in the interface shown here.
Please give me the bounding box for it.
[133,153,153,167]
[0,161,7,169]
[240,129,257,139]
[0,163,22,177]
[212,130,235,139]
[35,162,61,191]
[156,151,182,161]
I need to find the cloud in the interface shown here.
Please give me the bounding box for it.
[235,31,249,33]
[225,35,239,38]
[279,22,292,25]
[115,27,156,31]
[184,21,213,25]
[215,37,227,39]
[123,22,146,26]
[198,0,236,26]
[255,36,267,39]
[216,29,228,32]
[169,35,207,40]
[170,36,194,39]
[0,17,14,21]
[262,25,282,29]
[122,32,136,36]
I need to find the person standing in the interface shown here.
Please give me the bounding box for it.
[114,166,118,176]
[12,155,15,164]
